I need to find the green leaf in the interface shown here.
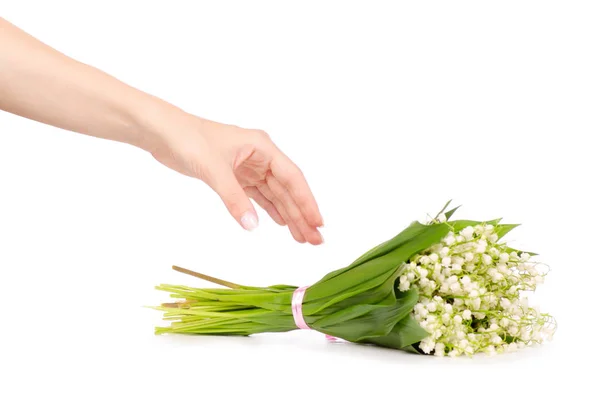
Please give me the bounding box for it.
[359,315,428,350]
[316,291,419,342]
[496,224,520,240]
[445,206,461,220]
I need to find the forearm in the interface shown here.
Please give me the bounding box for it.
[0,17,174,150]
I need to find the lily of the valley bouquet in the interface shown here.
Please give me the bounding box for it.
[153,203,556,356]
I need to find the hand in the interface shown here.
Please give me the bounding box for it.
[147,113,324,245]
[0,18,323,244]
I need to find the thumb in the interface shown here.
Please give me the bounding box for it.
[204,164,258,231]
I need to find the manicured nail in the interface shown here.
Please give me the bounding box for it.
[241,212,258,231]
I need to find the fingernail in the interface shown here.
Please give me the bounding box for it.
[241,212,258,231]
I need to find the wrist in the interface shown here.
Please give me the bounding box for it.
[128,94,190,153]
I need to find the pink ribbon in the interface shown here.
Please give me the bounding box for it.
[291,286,311,330]
[292,286,340,342]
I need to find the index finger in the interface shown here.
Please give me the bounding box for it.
[270,153,323,228]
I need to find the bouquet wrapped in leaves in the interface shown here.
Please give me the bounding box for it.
[154,204,555,356]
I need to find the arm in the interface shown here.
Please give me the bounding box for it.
[0,18,323,244]
[0,17,157,148]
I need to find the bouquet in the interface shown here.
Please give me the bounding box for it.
[153,203,556,356]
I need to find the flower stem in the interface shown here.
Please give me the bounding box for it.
[172,265,241,289]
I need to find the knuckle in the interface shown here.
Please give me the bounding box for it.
[251,129,270,141]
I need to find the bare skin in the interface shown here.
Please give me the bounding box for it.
[0,18,323,244]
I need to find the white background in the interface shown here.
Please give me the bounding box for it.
[1,1,598,398]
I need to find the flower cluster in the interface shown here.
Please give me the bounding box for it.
[399,219,556,357]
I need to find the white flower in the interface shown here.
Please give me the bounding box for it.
[442,313,451,324]
[399,280,410,291]
[491,334,503,345]
[484,345,497,356]
[464,252,474,262]
[427,302,437,312]
[452,256,465,266]
[462,310,472,320]
[453,315,463,324]
[499,253,509,263]
[444,234,456,246]
[476,240,487,253]
[482,254,493,265]
[461,226,474,240]
[419,337,435,354]
[429,253,439,263]
[500,298,512,310]
[448,350,459,357]
[517,298,528,310]
[520,253,531,261]
[450,282,461,293]
[442,257,452,267]
[434,343,445,356]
